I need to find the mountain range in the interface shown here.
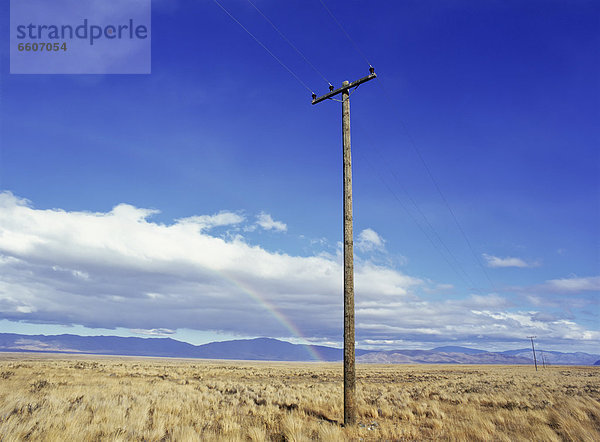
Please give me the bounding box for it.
[0,333,597,365]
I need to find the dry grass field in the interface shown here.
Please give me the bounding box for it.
[0,353,598,441]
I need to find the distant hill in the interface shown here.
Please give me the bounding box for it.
[356,349,532,365]
[501,348,600,366]
[0,333,598,365]
[432,346,488,354]
[0,333,344,361]
[186,337,374,361]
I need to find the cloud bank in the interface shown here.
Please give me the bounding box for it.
[0,192,598,351]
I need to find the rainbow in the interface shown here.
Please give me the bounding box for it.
[218,272,324,362]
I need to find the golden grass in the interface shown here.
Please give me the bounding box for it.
[0,353,598,441]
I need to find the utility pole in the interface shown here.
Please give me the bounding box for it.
[528,336,538,371]
[312,67,376,426]
[540,350,546,369]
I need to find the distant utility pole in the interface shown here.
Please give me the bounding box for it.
[312,67,376,426]
[528,336,538,371]
[540,350,546,369]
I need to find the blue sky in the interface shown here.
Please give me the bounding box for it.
[1,0,598,353]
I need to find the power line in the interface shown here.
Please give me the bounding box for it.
[216,0,494,292]
[376,79,496,291]
[213,0,314,94]
[357,148,482,293]
[317,0,372,67]
[316,0,495,291]
[246,0,333,87]
[368,148,483,292]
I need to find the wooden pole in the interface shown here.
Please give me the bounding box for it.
[342,81,356,426]
[528,336,538,371]
[541,350,546,369]
[311,68,376,426]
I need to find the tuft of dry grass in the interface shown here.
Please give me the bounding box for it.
[0,353,598,440]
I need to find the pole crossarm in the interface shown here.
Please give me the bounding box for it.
[312,70,376,104]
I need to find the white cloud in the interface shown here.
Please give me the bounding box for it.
[542,276,600,292]
[436,283,454,291]
[518,276,600,301]
[177,211,244,231]
[482,253,539,268]
[256,212,287,232]
[130,328,176,337]
[356,228,385,252]
[0,191,597,352]
[0,192,405,338]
